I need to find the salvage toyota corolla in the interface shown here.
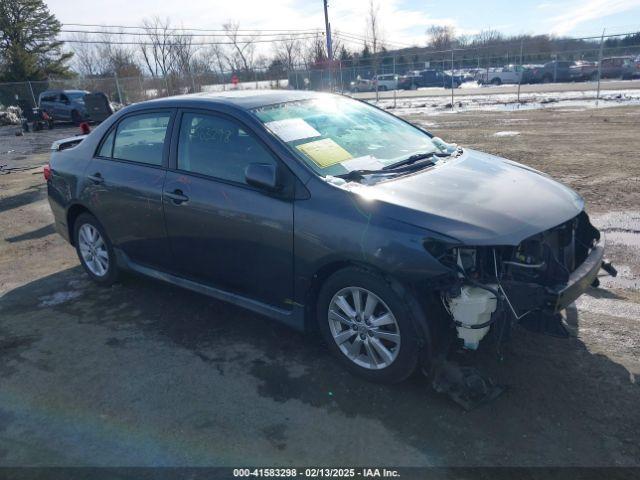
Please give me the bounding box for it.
[46,90,612,385]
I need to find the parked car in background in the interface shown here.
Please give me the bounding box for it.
[600,56,638,79]
[374,74,399,90]
[39,90,90,124]
[569,61,598,81]
[398,69,460,89]
[457,69,477,82]
[349,79,375,93]
[45,90,609,385]
[531,61,576,83]
[476,65,522,85]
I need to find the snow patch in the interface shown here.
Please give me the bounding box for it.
[39,290,82,307]
[494,131,520,137]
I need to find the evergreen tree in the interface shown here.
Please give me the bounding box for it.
[0,0,72,81]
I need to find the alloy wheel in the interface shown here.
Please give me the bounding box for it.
[328,287,401,370]
[78,223,109,277]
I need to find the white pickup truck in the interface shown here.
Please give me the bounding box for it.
[476,65,523,85]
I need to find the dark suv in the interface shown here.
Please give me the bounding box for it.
[399,70,460,89]
[46,91,606,384]
[39,89,90,124]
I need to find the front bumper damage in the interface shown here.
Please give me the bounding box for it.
[442,211,612,345]
[500,235,605,316]
[430,212,616,409]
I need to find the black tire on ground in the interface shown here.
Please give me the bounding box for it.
[71,110,82,126]
[316,267,422,384]
[490,78,502,86]
[542,74,553,83]
[73,212,119,286]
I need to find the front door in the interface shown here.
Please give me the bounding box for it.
[83,109,174,270]
[163,110,294,309]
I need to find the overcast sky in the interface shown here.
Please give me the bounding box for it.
[47,0,640,47]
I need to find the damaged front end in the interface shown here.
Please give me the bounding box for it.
[436,211,611,350]
[428,212,614,409]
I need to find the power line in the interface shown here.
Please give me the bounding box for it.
[62,23,322,33]
[59,35,322,46]
[60,29,323,38]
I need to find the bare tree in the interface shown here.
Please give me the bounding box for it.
[472,29,503,46]
[139,17,176,78]
[199,43,230,78]
[223,21,256,73]
[426,25,456,50]
[70,31,139,78]
[99,31,141,77]
[70,33,104,76]
[273,34,302,71]
[366,0,382,54]
[302,33,327,68]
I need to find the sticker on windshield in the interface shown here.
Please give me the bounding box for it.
[341,155,385,172]
[296,138,352,168]
[265,118,321,143]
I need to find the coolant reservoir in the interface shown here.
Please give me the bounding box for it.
[447,286,497,350]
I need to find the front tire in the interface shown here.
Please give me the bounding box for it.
[316,267,420,383]
[73,213,119,286]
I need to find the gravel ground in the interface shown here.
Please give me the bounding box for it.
[0,105,639,467]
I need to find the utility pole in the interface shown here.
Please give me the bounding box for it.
[450,48,454,109]
[596,28,605,107]
[517,38,524,105]
[323,0,333,61]
[323,0,333,90]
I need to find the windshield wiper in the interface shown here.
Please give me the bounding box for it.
[335,168,396,181]
[383,150,454,170]
[335,157,438,182]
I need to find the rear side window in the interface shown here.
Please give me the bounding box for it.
[40,93,57,102]
[177,112,276,184]
[97,129,115,158]
[113,112,171,166]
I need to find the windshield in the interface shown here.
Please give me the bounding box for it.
[252,96,438,176]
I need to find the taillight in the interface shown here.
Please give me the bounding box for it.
[44,164,51,181]
[79,122,91,135]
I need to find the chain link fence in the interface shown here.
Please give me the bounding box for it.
[2,35,639,113]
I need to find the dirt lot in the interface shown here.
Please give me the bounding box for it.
[1,106,639,467]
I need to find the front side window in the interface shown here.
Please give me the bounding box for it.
[253,96,438,176]
[113,112,171,166]
[177,112,276,184]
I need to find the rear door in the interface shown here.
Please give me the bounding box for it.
[162,109,294,308]
[83,109,175,270]
[56,93,71,120]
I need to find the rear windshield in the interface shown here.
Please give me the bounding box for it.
[252,96,437,176]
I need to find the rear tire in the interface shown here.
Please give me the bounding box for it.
[71,110,82,126]
[316,267,421,384]
[73,213,119,286]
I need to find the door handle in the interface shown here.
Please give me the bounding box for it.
[165,189,189,204]
[87,173,103,184]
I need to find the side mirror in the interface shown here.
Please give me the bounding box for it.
[245,163,280,192]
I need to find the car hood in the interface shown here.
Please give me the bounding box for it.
[348,149,584,246]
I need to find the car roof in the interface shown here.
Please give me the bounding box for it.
[40,89,88,95]
[134,89,333,111]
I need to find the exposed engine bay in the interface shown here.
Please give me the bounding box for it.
[438,211,614,351]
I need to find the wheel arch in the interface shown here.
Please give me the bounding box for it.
[66,203,94,246]
[305,259,436,366]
